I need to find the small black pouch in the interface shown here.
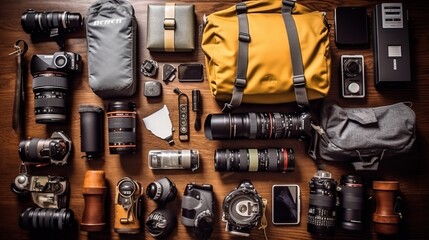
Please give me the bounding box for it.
[310,102,416,170]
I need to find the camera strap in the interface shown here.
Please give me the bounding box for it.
[10,40,28,137]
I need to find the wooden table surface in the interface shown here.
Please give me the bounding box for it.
[1,0,428,239]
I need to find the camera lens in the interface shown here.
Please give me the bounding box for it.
[338,175,364,231]
[32,71,68,123]
[205,112,311,140]
[21,10,83,34]
[54,54,68,69]
[146,177,177,205]
[19,207,74,231]
[307,170,337,236]
[107,102,137,154]
[214,148,295,172]
[18,131,72,165]
[146,208,177,239]
[344,59,361,78]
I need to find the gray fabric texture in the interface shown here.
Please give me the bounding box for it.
[86,0,137,99]
[318,102,416,170]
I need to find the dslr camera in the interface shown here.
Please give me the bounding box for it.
[182,183,215,239]
[18,131,72,166]
[31,52,82,123]
[12,173,69,209]
[341,55,365,98]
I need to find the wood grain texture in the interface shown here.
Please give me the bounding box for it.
[0,0,429,239]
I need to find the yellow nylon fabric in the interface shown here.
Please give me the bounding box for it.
[202,0,331,104]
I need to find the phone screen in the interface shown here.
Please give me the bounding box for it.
[272,185,300,225]
[178,64,203,82]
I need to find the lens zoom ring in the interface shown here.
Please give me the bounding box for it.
[108,117,136,129]
[109,131,136,144]
[33,76,68,89]
[34,97,66,108]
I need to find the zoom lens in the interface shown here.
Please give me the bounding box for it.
[18,131,72,166]
[338,175,364,231]
[214,148,294,172]
[19,207,74,231]
[204,112,311,140]
[307,171,337,236]
[107,102,137,154]
[21,10,83,35]
[32,72,68,123]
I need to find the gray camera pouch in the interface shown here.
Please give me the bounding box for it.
[310,102,416,170]
[86,0,137,98]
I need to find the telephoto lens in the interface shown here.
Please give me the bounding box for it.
[18,131,72,166]
[21,10,83,35]
[214,148,295,172]
[148,150,200,171]
[79,105,104,160]
[80,170,107,232]
[114,177,144,234]
[222,180,263,237]
[372,181,402,235]
[307,170,337,236]
[107,102,137,154]
[19,207,74,231]
[204,112,311,140]
[146,177,177,206]
[337,175,364,231]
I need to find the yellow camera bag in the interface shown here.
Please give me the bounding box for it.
[202,0,331,111]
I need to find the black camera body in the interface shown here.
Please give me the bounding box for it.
[341,55,365,98]
[182,183,214,238]
[222,180,263,237]
[31,52,82,74]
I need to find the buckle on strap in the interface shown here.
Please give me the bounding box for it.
[164,18,176,30]
[234,78,247,88]
[236,3,247,14]
[282,0,296,7]
[239,32,251,42]
[293,74,306,88]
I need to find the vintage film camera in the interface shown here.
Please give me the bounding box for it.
[31,52,82,123]
[222,180,264,237]
[114,177,144,234]
[182,183,215,239]
[18,131,72,166]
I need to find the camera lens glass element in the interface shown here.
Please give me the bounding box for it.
[54,54,68,69]
[307,171,337,236]
[344,59,362,77]
[214,148,294,172]
[107,102,137,154]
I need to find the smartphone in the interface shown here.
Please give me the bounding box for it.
[272,184,301,225]
[178,63,204,82]
[335,7,369,47]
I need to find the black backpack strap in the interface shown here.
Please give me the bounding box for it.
[281,0,309,109]
[222,2,250,112]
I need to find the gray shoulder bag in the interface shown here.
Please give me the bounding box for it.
[310,102,416,170]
